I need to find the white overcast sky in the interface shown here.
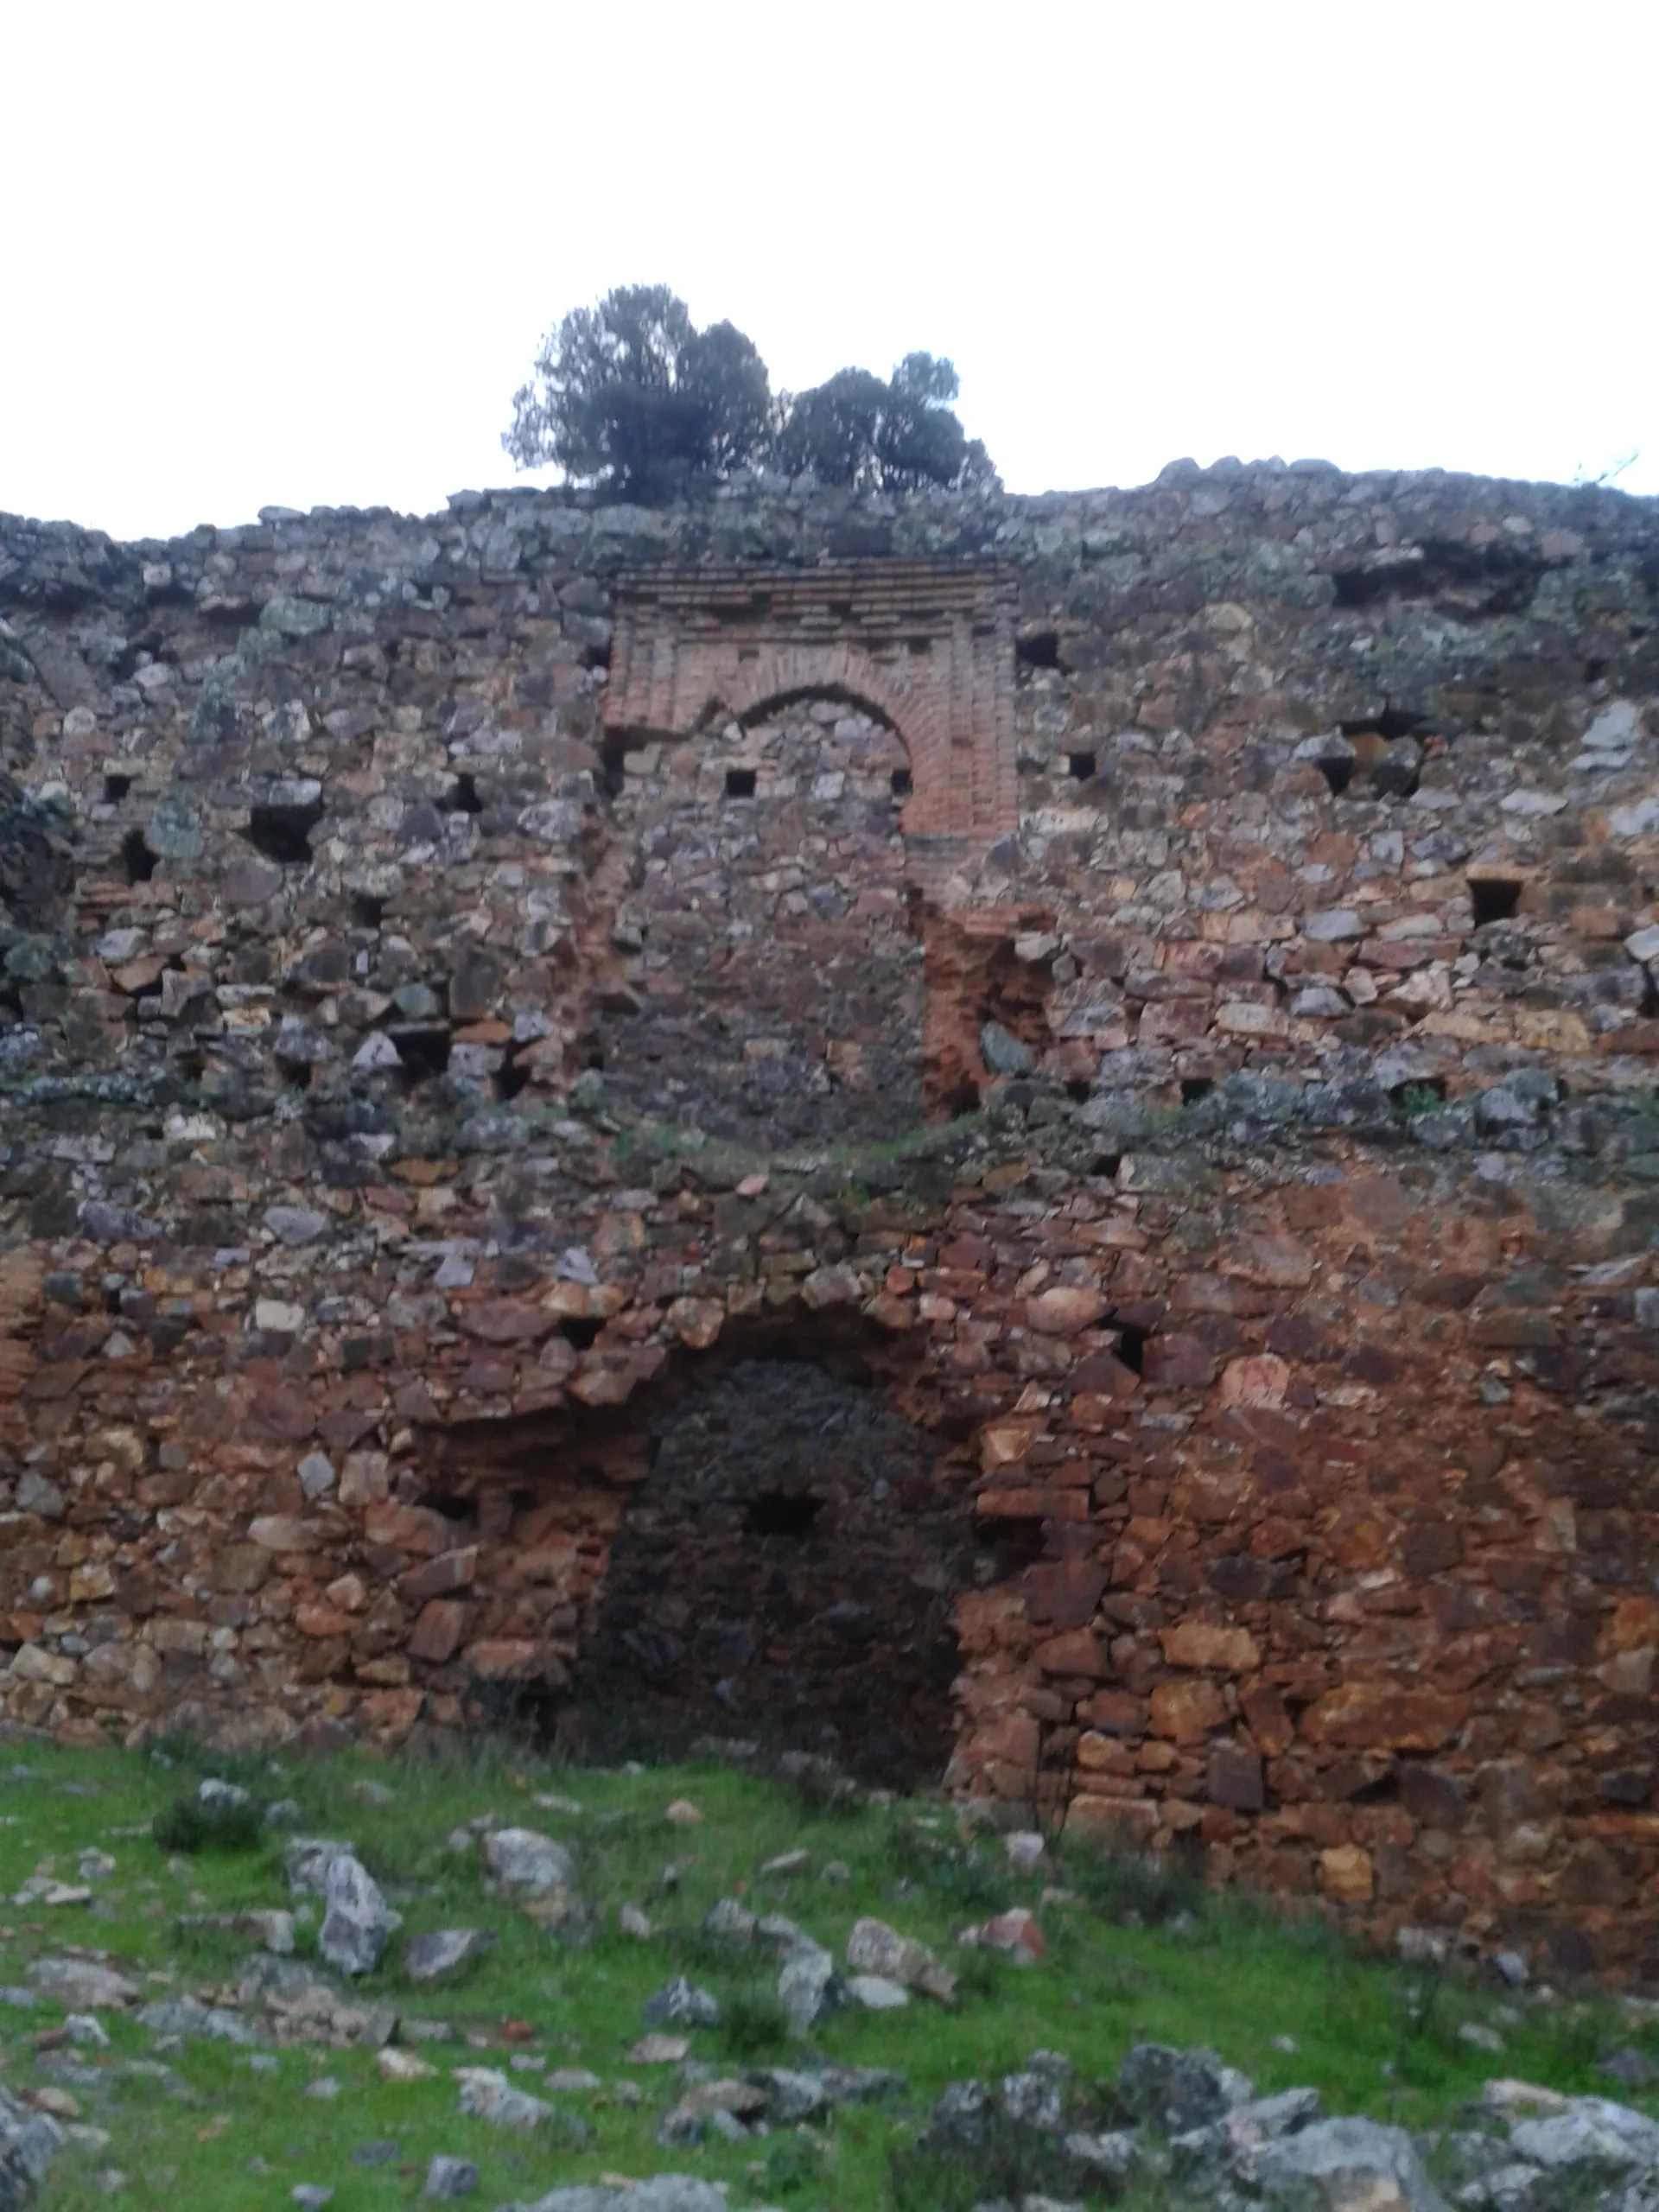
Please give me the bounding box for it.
[3,2,1655,542]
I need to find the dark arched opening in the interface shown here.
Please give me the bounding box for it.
[573,1355,969,1787]
[417,1324,974,1790]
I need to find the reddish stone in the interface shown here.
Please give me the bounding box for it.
[1240,1681,1295,1757]
[401,1548,479,1604]
[245,1385,315,1441]
[1141,1334,1217,1389]
[409,1599,468,1664]
[1208,1740,1265,1811]
[460,1300,556,1344]
[1034,1629,1105,1678]
[1160,1622,1261,1672]
[1302,1684,1464,1751]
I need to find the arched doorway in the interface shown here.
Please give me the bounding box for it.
[584,696,925,1147]
[571,1354,969,1788]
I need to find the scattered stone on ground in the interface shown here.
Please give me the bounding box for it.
[318,1852,398,1976]
[136,1999,255,2046]
[629,2035,690,2065]
[285,1839,353,1896]
[483,1829,577,1898]
[23,1961,138,2010]
[425,2154,479,2199]
[378,2049,438,2082]
[405,1929,496,1984]
[960,1907,1046,1966]
[641,1980,720,2029]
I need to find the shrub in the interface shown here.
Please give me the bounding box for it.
[765,2133,824,2196]
[718,1982,792,2060]
[152,1792,262,1854]
[889,2113,1083,2212]
[1055,1832,1205,1927]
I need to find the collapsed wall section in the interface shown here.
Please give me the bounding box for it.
[0,462,1657,1970]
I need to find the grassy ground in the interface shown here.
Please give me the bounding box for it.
[0,1736,1646,2211]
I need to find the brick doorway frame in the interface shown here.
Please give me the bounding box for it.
[607,559,1019,888]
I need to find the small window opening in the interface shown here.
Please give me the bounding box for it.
[1016,629,1062,671]
[1090,1154,1122,1181]
[891,767,913,798]
[496,1053,531,1103]
[391,1028,452,1081]
[442,773,483,815]
[284,1059,313,1091]
[599,733,632,799]
[559,1314,603,1351]
[586,1049,606,1071]
[1470,877,1523,926]
[944,1080,981,1117]
[1112,1320,1147,1375]
[1180,1076,1215,1105]
[1068,751,1097,781]
[1390,1076,1447,1113]
[974,1515,1046,1572]
[104,774,131,804]
[243,800,324,867]
[1065,1079,1093,1103]
[1314,755,1354,797]
[725,768,758,799]
[120,829,158,883]
[745,1490,824,1539]
[352,893,386,930]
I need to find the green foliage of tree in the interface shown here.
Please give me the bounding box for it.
[775,350,997,493]
[505,287,997,503]
[503,283,772,502]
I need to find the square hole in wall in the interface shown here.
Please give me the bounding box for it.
[725,769,757,799]
[1067,751,1097,781]
[891,767,913,798]
[1470,876,1523,925]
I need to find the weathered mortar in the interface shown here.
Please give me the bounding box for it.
[2,459,1659,1973]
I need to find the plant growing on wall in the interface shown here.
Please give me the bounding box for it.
[503,284,772,502]
[505,288,997,500]
[775,352,999,493]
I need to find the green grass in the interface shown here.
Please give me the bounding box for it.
[0,1737,1643,2211]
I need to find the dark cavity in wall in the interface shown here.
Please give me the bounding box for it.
[1331,539,1547,616]
[1470,875,1524,926]
[569,1352,970,1789]
[242,800,324,867]
[121,828,158,883]
[1340,708,1426,742]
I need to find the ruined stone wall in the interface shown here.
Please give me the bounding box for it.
[2,460,1659,1973]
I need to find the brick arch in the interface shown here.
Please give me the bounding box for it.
[607,561,1019,855]
[720,644,932,779]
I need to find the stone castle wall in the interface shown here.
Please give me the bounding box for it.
[2,458,1659,1973]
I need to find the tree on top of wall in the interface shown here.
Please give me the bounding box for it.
[503,285,772,503]
[774,353,999,494]
[504,288,998,502]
